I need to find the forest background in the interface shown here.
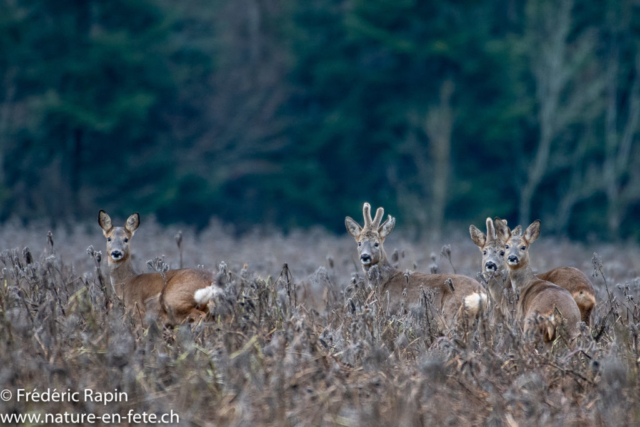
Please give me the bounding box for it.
[1,0,639,242]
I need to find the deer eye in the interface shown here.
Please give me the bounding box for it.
[124,238,129,243]
[505,245,509,249]
[521,246,526,250]
[107,237,111,242]
[374,243,379,247]
[483,250,487,255]
[358,242,361,246]
[500,251,505,256]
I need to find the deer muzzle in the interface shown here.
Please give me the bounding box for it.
[485,261,497,272]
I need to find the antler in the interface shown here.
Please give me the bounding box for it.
[362,203,386,230]
[363,203,373,228]
[372,207,384,228]
[494,217,511,242]
[485,218,496,243]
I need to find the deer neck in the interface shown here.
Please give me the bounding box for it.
[364,249,399,287]
[486,272,509,302]
[507,262,537,293]
[108,255,137,299]
[366,248,396,271]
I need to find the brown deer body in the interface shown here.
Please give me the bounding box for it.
[536,267,595,324]
[346,203,486,327]
[495,219,581,342]
[99,211,215,324]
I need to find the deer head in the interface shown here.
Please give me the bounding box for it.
[98,210,140,264]
[495,217,539,271]
[345,203,396,272]
[470,217,507,275]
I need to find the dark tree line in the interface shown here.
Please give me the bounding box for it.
[1,0,639,240]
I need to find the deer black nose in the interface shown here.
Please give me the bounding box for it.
[508,255,518,263]
[361,254,371,262]
[111,250,122,259]
[485,261,497,271]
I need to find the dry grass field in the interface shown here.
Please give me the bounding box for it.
[0,217,639,426]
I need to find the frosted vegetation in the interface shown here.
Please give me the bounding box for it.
[0,219,639,425]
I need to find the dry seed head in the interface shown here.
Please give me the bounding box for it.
[592,252,603,273]
[240,264,250,280]
[47,231,54,250]
[348,298,356,314]
[23,247,32,265]
[441,245,452,259]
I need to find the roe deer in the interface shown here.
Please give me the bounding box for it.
[494,219,581,343]
[98,210,217,324]
[473,218,596,325]
[469,218,512,315]
[345,203,487,327]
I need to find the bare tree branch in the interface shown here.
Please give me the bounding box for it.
[518,0,601,226]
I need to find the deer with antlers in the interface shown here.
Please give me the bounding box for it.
[471,218,596,325]
[492,218,581,342]
[98,210,219,324]
[469,218,513,317]
[345,203,487,327]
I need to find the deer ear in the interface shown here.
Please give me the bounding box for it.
[493,217,510,242]
[469,225,486,248]
[125,213,141,234]
[512,225,522,237]
[524,220,540,243]
[345,216,362,238]
[98,210,113,235]
[379,215,396,238]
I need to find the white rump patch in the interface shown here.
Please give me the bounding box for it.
[194,285,223,305]
[464,292,488,315]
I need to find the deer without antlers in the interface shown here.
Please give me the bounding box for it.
[98,210,219,324]
[471,218,596,325]
[492,219,581,343]
[345,203,487,327]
